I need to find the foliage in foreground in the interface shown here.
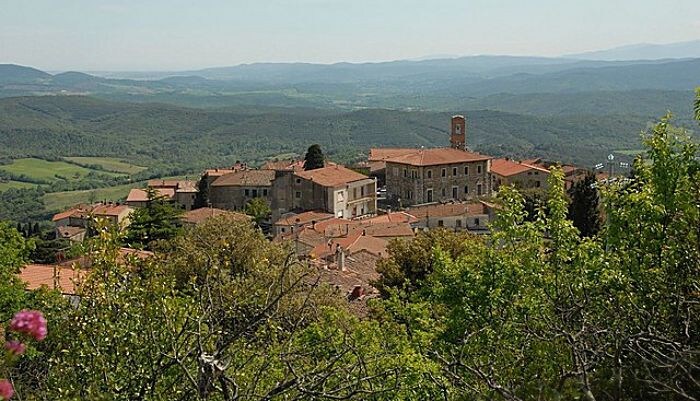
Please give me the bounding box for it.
[0,108,698,400]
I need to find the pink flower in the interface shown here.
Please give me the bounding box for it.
[0,379,13,400]
[9,310,47,341]
[4,341,25,356]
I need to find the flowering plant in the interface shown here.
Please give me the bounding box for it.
[1,310,48,400]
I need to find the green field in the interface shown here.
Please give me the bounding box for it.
[0,180,37,191]
[43,183,139,211]
[64,157,147,175]
[0,158,123,182]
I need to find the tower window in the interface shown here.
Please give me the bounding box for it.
[427,170,432,179]
[441,168,446,177]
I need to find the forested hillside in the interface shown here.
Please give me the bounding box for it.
[0,95,680,169]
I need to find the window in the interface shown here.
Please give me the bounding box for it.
[403,169,408,178]
[464,166,469,175]
[477,184,482,196]
[452,186,458,198]
[361,186,365,196]
[295,191,301,199]
[535,181,541,188]
[441,168,446,177]
[244,189,250,197]
[253,189,259,197]
[295,178,301,184]
[281,227,286,233]
[452,167,457,176]
[353,188,357,198]
[263,189,268,196]
[427,189,433,202]
[441,188,446,197]
[464,185,469,195]
[427,170,432,179]
[437,220,444,227]
[534,171,539,175]
[475,218,480,227]
[456,219,462,228]
[392,167,399,176]
[477,165,482,174]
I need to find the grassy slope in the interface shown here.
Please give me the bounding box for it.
[43,182,138,211]
[0,180,37,191]
[0,158,123,181]
[64,156,147,174]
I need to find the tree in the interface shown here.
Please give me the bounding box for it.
[694,87,699,122]
[244,197,271,225]
[0,221,34,321]
[194,177,209,209]
[303,144,325,170]
[567,172,600,237]
[125,188,184,249]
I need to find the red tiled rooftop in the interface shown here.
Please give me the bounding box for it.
[406,201,489,219]
[181,207,250,225]
[274,210,335,227]
[383,148,490,167]
[19,264,85,295]
[491,158,550,177]
[211,170,276,187]
[294,165,370,187]
[368,148,417,162]
[126,188,175,203]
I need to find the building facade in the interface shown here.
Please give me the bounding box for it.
[384,148,492,205]
[209,170,275,211]
[490,158,550,191]
[271,165,377,220]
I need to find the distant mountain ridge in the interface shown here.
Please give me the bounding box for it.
[566,40,700,60]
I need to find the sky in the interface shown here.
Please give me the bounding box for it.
[1,0,699,71]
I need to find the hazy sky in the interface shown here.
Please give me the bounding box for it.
[1,0,699,71]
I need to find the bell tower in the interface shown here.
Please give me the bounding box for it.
[450,115,466,151]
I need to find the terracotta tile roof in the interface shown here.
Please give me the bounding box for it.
[19,264,85,295]
[294,165,370,187]
[364,212,418,225]
[56,226,86,239]
[262,159,305,171]
[181,208,250,225]
[491,158,550,177]
[52,205,88,222]
[383,148,491,166]
[211,170,275,187]
[368,148,417,162]
[126,188,175,203]
[406,202,489,219]
[311,232,389,259]
[53,203,132,221]
[90,204,132,217]
[274,211,335,227]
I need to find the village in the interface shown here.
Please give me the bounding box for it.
[18,115,603,303]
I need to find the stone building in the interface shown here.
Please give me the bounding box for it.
[271,165,377,220]
[372,115,492,205]
[209,170,275,211]
[406,201,495,233]
[490,158,550,191]
[126,180,198,211]
[384,147,492,205]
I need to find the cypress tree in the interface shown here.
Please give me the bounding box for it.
[303,144,325,171]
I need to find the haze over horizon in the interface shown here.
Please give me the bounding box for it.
[2,0,699,71]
